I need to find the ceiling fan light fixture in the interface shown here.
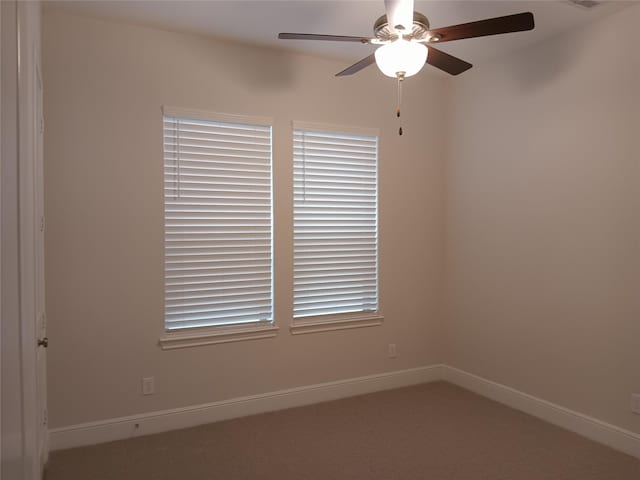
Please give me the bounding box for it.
[374,39,428,78]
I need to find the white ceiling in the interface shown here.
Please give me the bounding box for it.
[47,0,632,71]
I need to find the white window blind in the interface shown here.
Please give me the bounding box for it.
[163,113,273,331]
[293,127,379,319]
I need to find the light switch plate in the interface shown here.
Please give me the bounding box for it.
[631,394,640,415]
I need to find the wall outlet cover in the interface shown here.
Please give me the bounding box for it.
[631,393,640,415]
[142,377,155,396]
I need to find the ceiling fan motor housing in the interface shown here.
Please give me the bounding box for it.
[374,12,431,41]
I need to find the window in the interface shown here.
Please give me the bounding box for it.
[292,123,382,334]
[160,107,276,349]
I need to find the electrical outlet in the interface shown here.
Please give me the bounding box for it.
[631,394,640,415]
[142,377,155,396]
[388,343,397,359]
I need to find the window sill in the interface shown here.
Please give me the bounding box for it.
[290,313,383,336]
[159,322,279,350]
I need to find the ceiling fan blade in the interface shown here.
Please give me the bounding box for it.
[428,12,534,43]
[384,0,415,33]
[335,54,376,77]
[278,33,371,43]
[426,47,472,76]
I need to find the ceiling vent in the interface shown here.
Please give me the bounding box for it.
[567,0,602,9]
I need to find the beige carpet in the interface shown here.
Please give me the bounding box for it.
[47,382,640,479]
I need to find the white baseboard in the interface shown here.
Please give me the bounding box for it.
[50,364,640,460]
[49,364,443,451]
[442,365,640,459]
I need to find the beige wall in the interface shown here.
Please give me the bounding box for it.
[444,4,640,434]
[44,4,640,436]
[42,11,448,428]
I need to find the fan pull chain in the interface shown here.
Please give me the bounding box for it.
[396,73,405,136]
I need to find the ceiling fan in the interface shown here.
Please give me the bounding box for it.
[278,0,535,78]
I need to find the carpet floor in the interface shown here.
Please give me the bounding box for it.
[46,381,640,479]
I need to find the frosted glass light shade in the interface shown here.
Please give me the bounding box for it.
[374,40,428,78]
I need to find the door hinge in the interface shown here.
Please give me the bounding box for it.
[40,117,44,134]
[43,409,48,426]
[39,216,45,232]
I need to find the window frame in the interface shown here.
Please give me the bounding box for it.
[159,106,278,350]
[290,121,383,335]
